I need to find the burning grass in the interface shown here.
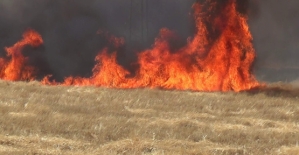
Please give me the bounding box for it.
[0,0,298,154]
[1,0,260,92]
[0,80,298,154]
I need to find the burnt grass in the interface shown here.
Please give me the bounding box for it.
[0,80,299,154]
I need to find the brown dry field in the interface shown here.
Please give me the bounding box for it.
[0,80,299,155]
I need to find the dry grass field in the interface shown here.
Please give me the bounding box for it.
[0,80,299,155]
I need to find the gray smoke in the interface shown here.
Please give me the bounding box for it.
[249,0,299,82]
[0,0,298,82]
[0,0,195,80]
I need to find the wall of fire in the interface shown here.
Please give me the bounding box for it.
[0,0,298,82]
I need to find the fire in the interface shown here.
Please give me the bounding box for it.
[3,0,261,92]
[0,29,43,81]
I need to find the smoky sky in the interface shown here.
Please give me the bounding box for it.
[0,0,298,82]
[248,0,299,82]
[0,0,195,80]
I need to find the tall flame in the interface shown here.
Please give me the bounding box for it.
[43,0,260,92]
[0,29,43,81]
[0,0,260,92]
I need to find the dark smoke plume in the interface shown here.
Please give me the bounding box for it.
[0,0,194,81]
[0,0,298,83]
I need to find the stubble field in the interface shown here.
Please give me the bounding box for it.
[0,80,299,155]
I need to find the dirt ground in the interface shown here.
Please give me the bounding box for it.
[0,80,299,155]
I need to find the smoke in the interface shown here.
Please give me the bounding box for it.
[0,0,195,81]
[0,0,106,80]
[0,0,298,82]
[249,0,299,82]
[197,0,299,83]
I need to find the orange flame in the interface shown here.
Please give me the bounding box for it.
[0,29,43,81]
[43,0,260,92]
